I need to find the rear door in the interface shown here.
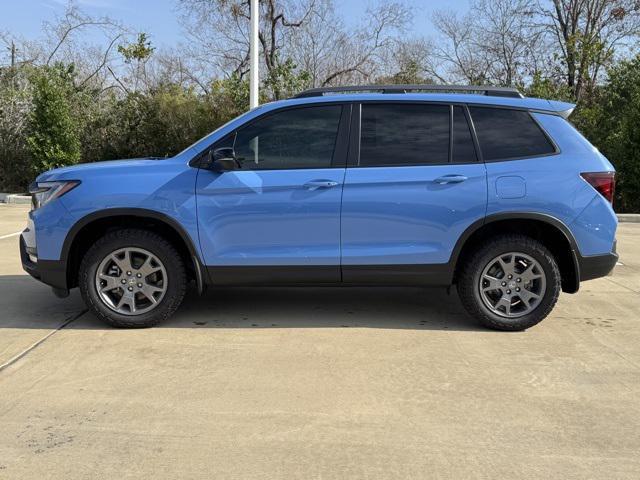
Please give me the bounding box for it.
[340,102,487,283]
[196,103,350,283]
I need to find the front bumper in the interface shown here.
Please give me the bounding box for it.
[20,233,68,290]
[577,240,618,282]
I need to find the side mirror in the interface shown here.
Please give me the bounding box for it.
[208,147,240,172]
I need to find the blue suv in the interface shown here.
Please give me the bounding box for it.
[20,85,618,331]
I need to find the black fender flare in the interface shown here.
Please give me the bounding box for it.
[61,208,207,292]
[449,212,580,292]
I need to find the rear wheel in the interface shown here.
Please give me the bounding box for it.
[457,234,561,331]
[79,229,187,328]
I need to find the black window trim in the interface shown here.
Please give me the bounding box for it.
[191,102,352,171]
[190,99,561,169]
[466,104,561,163]
[448,104,454,163]
[351,100,481,168]
[452,104,480,165]
[464,103,484,163]
[346,102,360,167]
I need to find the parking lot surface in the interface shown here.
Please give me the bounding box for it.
[1,204,639,479]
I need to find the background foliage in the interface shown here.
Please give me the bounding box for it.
[0,0,639,210]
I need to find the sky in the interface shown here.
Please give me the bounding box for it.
[1,0,470,48]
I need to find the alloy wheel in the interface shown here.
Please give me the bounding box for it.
[95,247,168,315]
[478,252,546,318]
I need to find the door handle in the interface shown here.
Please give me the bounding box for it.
[433,174,468,185]
[304,180,339,191]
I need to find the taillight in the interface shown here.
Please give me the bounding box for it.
[581,172,615,205]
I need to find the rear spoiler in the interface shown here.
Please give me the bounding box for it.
[547,100,576,119]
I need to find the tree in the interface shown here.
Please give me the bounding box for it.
[115,32,156,93]
[431,10,490,84]
[577,55,640,212]
[375,39,437,84]
[178,0,317,86]
[263,57,310,99]
[524,72,573,100]
[0,65,33,190]
[432,0,545,86]
[178,0,412,95]
[288,1,411,87]
[539,0,640,100]
[26,64,81,173]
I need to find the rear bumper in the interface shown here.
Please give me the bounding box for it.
[20,233,68,290]
[577,241,618,281]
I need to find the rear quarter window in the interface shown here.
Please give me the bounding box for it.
[469,107,556,161]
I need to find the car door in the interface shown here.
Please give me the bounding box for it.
[196,103,350,284]
[340,102,487,283]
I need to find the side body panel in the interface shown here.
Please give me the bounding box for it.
[33,158,200,263]
[341,164,488,267]
[195,168,345,275]
[484,113,617,257]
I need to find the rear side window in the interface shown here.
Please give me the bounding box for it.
[469,107,556,161]
[360,104,449,166]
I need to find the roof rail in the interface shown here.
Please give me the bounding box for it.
[294,84,524,99]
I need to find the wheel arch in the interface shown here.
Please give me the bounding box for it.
[451,213,580,293]
[62,208,206,292]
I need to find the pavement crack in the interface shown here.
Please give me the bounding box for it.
[602,277,639,293]
[0,309,88,374]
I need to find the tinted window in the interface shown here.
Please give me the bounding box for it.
[360,104,449,166]
[469,107,555,161]
[232,105,342,170]
[452,106,477,163]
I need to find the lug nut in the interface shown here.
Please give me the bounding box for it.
[127,286,133,292]
[137,283,143,288]
[501,282,507,287]
[506,289,511,294]
[517,278,522,282]
[136,273,142,278]
[516,287,521,292]
[126,271,132,276]
[121,279,126,284]
[508,274,513,279]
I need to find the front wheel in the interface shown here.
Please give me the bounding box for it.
[457,234,561,331]
[79,229,187,328]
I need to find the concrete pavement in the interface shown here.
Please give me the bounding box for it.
[1,204,639,479]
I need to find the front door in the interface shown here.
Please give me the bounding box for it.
[340,103,487,283]
[196,104,349,284]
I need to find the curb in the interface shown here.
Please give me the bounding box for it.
[0,193,31,205]
[618,214,640,223]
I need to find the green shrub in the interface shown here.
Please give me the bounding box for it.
[25,64,81,174]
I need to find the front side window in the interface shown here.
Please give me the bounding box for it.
[232,105,342,170]
[469,107,556,161]
[359,103,450,166]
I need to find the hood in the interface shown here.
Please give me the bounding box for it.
[36,157,168,182]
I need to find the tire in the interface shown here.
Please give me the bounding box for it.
[457,234,561,331]
[79,229,187,328]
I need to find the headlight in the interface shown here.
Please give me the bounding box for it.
[28,180,80,210]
